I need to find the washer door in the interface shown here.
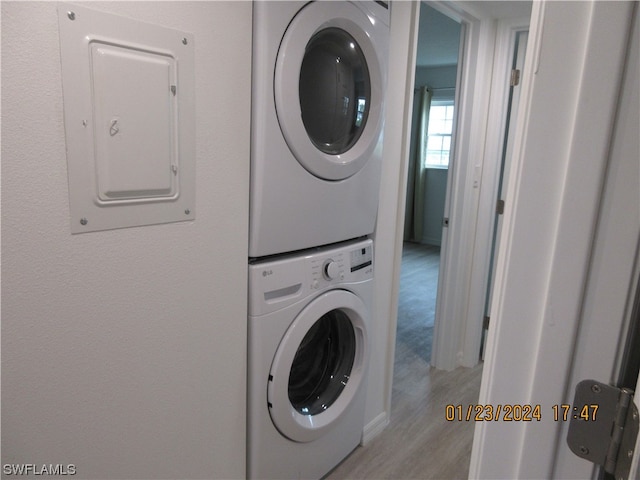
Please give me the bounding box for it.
[268,289,369,443]
[275,2,385,181]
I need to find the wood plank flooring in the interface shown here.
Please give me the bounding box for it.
[325,243,483,480]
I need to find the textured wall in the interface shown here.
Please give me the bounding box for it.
[1,2,251,478]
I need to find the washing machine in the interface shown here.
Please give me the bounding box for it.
[249,1,389,258]
[247,238,374,479]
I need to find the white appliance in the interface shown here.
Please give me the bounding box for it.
[249,1,389,258]
[247,239,374,479]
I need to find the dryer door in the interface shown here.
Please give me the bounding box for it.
[274,1,386,181]
[268,289,369,443]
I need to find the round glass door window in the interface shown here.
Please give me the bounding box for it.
[274,0,385,180]
[267,289,368,442]
[299,28,371,155]
[288,309,356,415]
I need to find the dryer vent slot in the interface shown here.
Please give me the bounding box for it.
[264,284,302,302]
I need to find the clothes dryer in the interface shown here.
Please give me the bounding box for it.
[247,238,374,479]
[250,1,389,258]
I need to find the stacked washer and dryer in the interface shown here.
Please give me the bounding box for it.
[247,2,389,479]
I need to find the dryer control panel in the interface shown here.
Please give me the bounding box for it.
[249,239,374,317]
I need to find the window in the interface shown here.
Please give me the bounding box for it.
[425,102,454,168]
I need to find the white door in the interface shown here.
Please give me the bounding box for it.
[470,1,639,478]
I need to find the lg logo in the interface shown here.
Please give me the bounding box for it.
[262,269,273,277]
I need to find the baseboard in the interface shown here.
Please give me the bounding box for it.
[361,411,390,445]
[421,236,441,247]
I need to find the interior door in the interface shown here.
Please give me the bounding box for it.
[481,29,528,358]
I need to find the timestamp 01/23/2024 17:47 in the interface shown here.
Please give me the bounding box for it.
[444,404,600,422]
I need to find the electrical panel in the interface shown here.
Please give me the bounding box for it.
[58,3,195,233]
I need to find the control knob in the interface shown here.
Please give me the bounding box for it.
[323,260,340,280]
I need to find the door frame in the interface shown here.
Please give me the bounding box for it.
[470,1,638,477]
[547,1,639,476]
[406,2,533,371]
[422,0,499,371]
[463,16,530,367]
[370,0,531,439]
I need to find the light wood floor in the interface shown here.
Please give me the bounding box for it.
[326,243,483,480]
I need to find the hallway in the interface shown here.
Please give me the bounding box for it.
[326,243,482,479]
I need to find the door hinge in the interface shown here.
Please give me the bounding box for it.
[510,68,521,87]
[442,217,450,227]
[483,316,490,329]
[496,199,505,215]
[567,380,639,480]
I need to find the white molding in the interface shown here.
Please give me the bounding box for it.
[370,0,420,439]
[361,412,390,446]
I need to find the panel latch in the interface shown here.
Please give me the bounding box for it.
[567,380,638,480]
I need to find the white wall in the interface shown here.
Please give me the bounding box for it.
[1,2,251,478]
[415,65,458,89]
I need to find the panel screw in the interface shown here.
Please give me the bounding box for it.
[82,120,87,127]
[628,449,634,458]
[579,446,589,455]
[591,384,602,394]
[184,209,190,215]
[67,11,76,20]
[633,410,638,421]
[80,218,88,226]
[182,37,188,45]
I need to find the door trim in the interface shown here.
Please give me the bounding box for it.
[463,18,530,367]
[426,0,499,371]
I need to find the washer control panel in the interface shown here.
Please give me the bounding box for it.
[249,239,373,316]
[309,240,373,291]
[350,244,373,273]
